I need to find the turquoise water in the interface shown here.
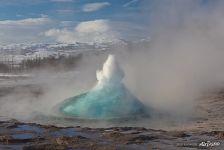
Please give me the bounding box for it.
[59,81,145,119]
[58,55,147,120]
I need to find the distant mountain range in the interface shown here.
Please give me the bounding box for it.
[0,39,149,63]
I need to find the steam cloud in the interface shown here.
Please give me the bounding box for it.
[122,0,224,118]
[1,0,224,128]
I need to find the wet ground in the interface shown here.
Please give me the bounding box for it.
[0,119,223,150]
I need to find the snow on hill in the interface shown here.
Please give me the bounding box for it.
[0,39,149,63]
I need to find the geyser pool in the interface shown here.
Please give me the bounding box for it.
[58,54,146,119]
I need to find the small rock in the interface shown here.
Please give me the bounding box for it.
[127,135,157,144]
[210,131,224,139]
[167,131,190,138]
[55,136,88,145]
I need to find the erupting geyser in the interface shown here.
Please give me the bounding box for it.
[59,54,146,119]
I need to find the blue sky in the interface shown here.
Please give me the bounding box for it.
[0,0,141,21]
[0,0,216,44]
[0,0,149,44]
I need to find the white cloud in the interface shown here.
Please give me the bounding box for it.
[16,14,23,17]
[82,2,110,12]
[123,0,139,7]
[40,14,48,18]
[75,19,110,33]
[0,17,53,44]
[45,19,119,44]
[60,21,73,27]
[0,17,51,26]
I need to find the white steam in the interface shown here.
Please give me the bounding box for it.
[122,0,224,117]
[96,54,124,86]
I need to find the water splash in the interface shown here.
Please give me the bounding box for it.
[59,54,146,119]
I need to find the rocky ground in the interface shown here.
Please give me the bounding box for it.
[0,119,223,150]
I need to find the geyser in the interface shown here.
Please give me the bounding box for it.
[59,54,146,119]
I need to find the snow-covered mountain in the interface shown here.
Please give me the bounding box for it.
[0,39,149,63]
[0,40,129,51]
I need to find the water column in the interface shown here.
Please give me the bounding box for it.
[59,55,146,119]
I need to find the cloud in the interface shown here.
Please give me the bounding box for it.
[0,17,51,26]
[75,19,110,33]
[40,14,48,18]
[60,21,73,27]
[123,0,139,7]
[0,17,53,44]
[45,19,119,43]
[16,14,23,17]
[82,2,110,12]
